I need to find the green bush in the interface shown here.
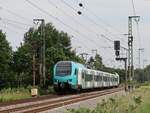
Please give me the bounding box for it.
[66,95,143,113]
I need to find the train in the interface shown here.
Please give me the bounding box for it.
[53,61,119,92]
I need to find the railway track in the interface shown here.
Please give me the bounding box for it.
[0,87,123,113]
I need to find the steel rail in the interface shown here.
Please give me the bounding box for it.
[0,87,123,113]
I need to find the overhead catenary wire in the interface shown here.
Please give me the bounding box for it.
[0,25,22,35]
[0,17,32,26]
[0,19,28,30]
[0,23,23,35]
[131,0,137,16]
[131,0,144,68]
[47,0,120,49]
[47,0,119,58]
[60,0,128,47]
[0,5,31,23]
[22,0,126,65]
[25,0,114,50]
[85,7,124,35]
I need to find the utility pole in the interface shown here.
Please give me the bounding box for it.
[33,50,36,87]
[80,53,89,62]
[33,19,46,86]
[128,16,140,82]
[116,57,128,91]
[91,49,97,58]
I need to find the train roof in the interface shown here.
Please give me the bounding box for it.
[55,61,86,68]
[55,61,119,77]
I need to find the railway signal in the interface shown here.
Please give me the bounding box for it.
[114,40,128,91]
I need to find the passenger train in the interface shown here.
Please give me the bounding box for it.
[53,61,119,92]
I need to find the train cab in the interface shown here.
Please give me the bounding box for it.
[53,61,85,92]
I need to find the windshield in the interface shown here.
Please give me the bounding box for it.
[56,62,72,76]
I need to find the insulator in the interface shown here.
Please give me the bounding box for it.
[79,3,83,7]
[77,11,82,15]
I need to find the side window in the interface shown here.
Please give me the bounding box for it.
[82,71,84,79]
[74,69,77,75]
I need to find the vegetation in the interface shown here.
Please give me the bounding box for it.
[0,88,31,102]
[1,22,123,90]
[66,87,150,113]
[0,21,150,103]
[0,23,85,89]
[0,30,13,89]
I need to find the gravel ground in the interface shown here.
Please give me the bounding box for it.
[42,90,126,113]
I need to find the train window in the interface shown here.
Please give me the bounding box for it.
[82,74,84,79]
[94,76,97,81]
[85,74,92,81]
[74,69,77,75]
[103,76,106,81]
[95,76,99,81]
[56,62,72,76]
[82,71,85,79]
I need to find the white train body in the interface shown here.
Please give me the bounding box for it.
[77,68,119,89]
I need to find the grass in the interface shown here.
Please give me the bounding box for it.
[0,86,55,102]
[136,87,150,113]
[0,88,31,102]
[66,86,150,113]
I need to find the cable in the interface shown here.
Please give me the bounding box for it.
[84,7,129,42]
[60,0,128,46]
[131,0,136,16]
[25,0,111,50]
[1,19,28,30]
[60,0,77,13]
[47,0,116,49]
[0,17,32,26]
[26,0,128,64]
[0,6,31,23]
[25,0,81,35]
[0,24,23,35]
[47,0,124,59]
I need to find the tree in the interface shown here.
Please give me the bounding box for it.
[0,30,13,88]
[144,65,150,82]
[93,54,104,70]
[13,23,84,87]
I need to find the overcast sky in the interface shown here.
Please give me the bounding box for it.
[0,0,150,68]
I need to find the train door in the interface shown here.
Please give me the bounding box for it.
[77,68,85,89]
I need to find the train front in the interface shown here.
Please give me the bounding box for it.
[53,61,77,92]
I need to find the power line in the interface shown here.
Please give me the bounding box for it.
[26,0,128,63]
[47,0,125,50]
[0,19,28,30]
[0,17,32,26]
[0,6,31,22]
[26,0,81,35]
[60,0,128,46]
[131,0,143,69]
[131,0,136,16]
[25,0,96,51]
[0,23,23,35]
[60,0,77,12]
[25,0,112,50]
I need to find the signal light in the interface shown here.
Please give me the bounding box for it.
[114,41,120,50]
[115,50,120,56]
